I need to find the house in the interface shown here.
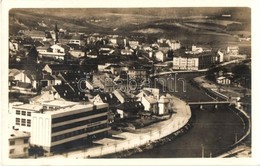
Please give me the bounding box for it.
[116,101,144,119]
[216,76,231,85]
[37,44,70,60]
[155,51,166,62]
[113,89,137,104]
[9,131,30,158]
[69,39,81,45]
[69,47,85,58]
[166,40,181,51]
[23,30,46,40]
[103,64,122,75]
[129,40,139,49]
[9,69,40,90]
[29,89,63,104]
[158,42,170,53]
[121,48,134,55]
[42,64,81,75]
[86,73,115,93]
[137,88,160,114]
[41,74,62,88]
[52,84,88,101]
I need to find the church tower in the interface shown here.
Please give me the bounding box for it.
[54,23,59,44]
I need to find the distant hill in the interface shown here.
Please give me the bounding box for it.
[9,8,250,36]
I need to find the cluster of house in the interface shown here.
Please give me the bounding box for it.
[9,58,176,158]
[8,84,174,158]
[10,23,184,64]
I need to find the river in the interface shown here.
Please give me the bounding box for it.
[127,72,248,158]
[128,105,245,158]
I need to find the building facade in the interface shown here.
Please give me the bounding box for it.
[30,102,110,153]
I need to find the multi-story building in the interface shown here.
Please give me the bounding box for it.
[173,53,217,70]
[9,131,30,158]
[127,67,148,79]
[12,104,42,133]
[30,102,110,153]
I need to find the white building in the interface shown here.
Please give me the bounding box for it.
[30,101,110,153]
[158,96,170,115]
[227,46,239,55]
[173,56,199,70]
[155,51,166,62]
[217,50,224,63]
[12,104,43,133]
[217,76,231,85]
[166,40,181,51]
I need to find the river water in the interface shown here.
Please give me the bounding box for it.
[127,73,247,158]
[128,105,245,158]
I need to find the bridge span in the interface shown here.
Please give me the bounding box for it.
[188,100,231,109]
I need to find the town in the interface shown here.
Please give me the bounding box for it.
[7,8,251,159]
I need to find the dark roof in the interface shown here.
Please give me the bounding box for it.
[53,83,87,101]
[159,43,170,48]
[47,64,81,72]
[98,93,120,106]
[59,72,89,83]
[116,101,144,112]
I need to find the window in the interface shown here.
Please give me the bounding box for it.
[23,147,28,152]
[22,111,26,116]
[24,138,28,144]
[15,118,20,125]
[9,149,14,154]
[27,119,31,127]
[21,119,26,126]
[9,140,15,146]
[16,110,20,115]
[27,112,31,116]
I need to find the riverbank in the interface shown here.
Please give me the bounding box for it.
[47,96,191,159]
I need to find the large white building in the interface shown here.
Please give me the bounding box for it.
[10,100,110,153]
[173,53,217,70]
[31,102,109,153]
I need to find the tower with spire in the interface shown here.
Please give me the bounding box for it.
[54,23,59,44]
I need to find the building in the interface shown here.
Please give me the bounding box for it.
[217,50,224,63]
[227,46,239,55]
[216,76,231,85]
[37,44,70,60]
[9,69,40,89]
[158,95,170,115]
[41,74,62,88]
[166,40,181,51]
[127,67,148,79]
[154,51,166,62]
[9,131,30,158]
[30,102,110,153]
[42,64,80,75]
[173,53,217,70]
[23,30,46,40]
[11,104,43,132]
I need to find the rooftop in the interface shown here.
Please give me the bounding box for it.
[13,104,42,111]
[9,130,30,140]
[42,102,108,115]
[42,99,78,108]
